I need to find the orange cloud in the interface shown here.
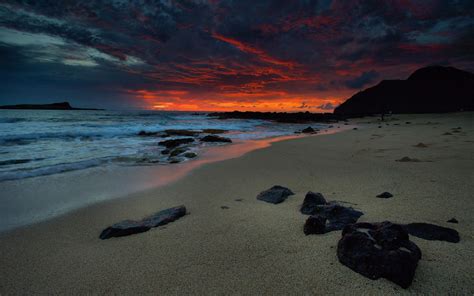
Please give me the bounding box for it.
[212,32,296,68]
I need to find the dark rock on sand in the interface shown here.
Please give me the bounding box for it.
[306,202,364,232]
[304,215,327,235]
[200,135,232,143]
[221,206,229,209]
[337,221,422,289]
[443,132,453,135]
[256,185,294,204]
[301,191,327,215]
[158,138,194,149]
[447,218,459,224]
[184,152,197,158]
[414,142,428,148]
[100,205,186,239]
[404,223,460,243]
[302,126,316,133]
[376,192,393,198]
[396,156,420,162]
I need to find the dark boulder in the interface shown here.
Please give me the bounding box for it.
[184,152,197,158]
[307,202,364,233]
[404,222,460,243]
[300,191,327,215]
[158,138,194,149]
[376,192,393,198]
[200,135,232,143]
[447,218,458,224]
[304,215,327,235]
[256,185,294,204]
[100,205,186,239]
[337,221,422,289]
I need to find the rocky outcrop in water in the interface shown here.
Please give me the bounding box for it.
[200,135,232,143]
[158,138,194,149]
[99,205,187,239]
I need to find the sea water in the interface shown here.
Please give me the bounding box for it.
[0,110,326,182]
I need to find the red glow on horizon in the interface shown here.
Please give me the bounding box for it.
[128,89,346,112]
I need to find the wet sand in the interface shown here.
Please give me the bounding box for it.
[0,113,473,294]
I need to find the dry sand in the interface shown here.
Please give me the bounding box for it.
[0,113,473,295]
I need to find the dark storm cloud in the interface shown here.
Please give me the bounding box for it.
[344,71,379,89]
[0,0,473,110]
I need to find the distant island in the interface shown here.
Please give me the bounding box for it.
[334,65,474,116]
[0,102,104,111]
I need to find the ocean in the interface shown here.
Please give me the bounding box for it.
[0,110,327,182]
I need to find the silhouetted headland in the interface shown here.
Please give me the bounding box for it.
[209,66,473,122]
[0,102,104,110]
[334,66,474,116]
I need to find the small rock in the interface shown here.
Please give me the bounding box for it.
[158,138,194,149]
[447,218,458,224]
[376,192,393,199]
[100,205,186,239]
[221,206,229,209]
[235,198,243,202]
[304,215,326,235]
[301,191,327,215]
[337,221,422,289]
[405,122,411,124]
[404,223,460,243]
[396,156,420,162]
[378,126,382,128]
[200,135,232,143]
[184,152,197,158]
[302,126,315,133]
[442,132,453,135]
[353,127,358,130]
[169,158,181,164]
[256,185,294,204]
[414,143,428,148]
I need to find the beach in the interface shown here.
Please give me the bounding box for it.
[0,112,473,294]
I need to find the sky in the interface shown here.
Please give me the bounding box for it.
[0,0,473,111]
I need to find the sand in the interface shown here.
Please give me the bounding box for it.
[0,113,473,294]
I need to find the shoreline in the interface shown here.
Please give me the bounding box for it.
[0,113,472,294]
[0,125,351,233]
